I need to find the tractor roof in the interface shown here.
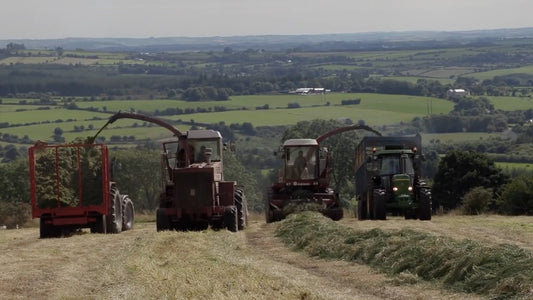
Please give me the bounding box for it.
[283,139,319,147]
[376,149,415,156]
[187,129,222,140]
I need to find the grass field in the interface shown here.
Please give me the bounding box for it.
[1,93,455,143]
[486,96,533,111]
[496,161,533,171]
[421,132,501,145]
[468,65,533,81]
[1,91,531,145]
[1,213,531,299]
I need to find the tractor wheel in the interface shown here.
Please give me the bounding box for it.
[234,189,248,230]
[418,190,432,221]
[106,186,123,233]
[372,190,386,220]
[122,195,134,231]
[156,208,170,231]
[224,205,238,232]
[91,215,107,234]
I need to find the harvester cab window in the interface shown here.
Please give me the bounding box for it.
[190,140,220,162]
[286,147,316,180]
[163,141,179,168]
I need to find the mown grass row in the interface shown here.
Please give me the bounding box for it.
[275,212,533,299]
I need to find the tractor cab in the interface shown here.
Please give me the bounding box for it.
[372,148,419,209]
[162,130,222,168]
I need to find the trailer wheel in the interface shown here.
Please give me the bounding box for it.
[418,190,432,221]
[39,217,58,238]
[234,189,248,230]
[224,205,238,232]
[156,208,170,231]
[122,196,134,231]
[106,186,123,233]
[372,190,386,220]
[91,215,107,234]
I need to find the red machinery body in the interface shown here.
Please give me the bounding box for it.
[97,112,247,232]
[266,124,382,223]
[267,138,341,222]
[156,132,244,231]
[29,143,134,237]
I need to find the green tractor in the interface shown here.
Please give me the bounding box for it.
[355,134,432,220]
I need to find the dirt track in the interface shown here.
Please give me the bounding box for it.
[1,213,530,299]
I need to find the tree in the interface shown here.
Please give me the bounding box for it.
[53,127,65,143]
[500,175,533,215]
[432,150,509,210]
[223,150,262,211]
[0,159,31,227]
[55,47,64,58]
[111,149,161,210]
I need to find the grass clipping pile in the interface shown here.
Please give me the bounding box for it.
[275,211,533,299]
[34,142,104,208]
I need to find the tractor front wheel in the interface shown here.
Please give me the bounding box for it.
[156,208,170,231]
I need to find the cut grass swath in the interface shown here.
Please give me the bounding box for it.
[275,211,533,299]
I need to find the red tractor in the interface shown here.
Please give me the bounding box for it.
[29,142,134,238]
[266,124,381,223]
[98,112,247,232]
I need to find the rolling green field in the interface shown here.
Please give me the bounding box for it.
[421,132,501,145]
[468,65,533,81]
[496,161,533,171]
[1,91,530,146]
[1,93,454,143]
[485,96,533,111]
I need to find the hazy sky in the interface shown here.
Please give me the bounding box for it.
[2,0,532,39]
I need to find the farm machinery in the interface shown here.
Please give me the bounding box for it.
[266,124,381,223]
[29,141,134,238]
[98,112,247,232]
[354,134,432,220]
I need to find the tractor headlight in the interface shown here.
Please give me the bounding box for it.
[392,187,398,192]
[408,186,413,191]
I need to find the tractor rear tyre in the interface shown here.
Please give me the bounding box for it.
[224,205,238,232]
[234,189,248,230]
[122,195,134,231]
[106,186,123,233]
[156,208,170,231]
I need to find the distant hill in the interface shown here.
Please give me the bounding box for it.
[1,27,533,52]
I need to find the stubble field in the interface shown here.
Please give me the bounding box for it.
[1,213,531,299]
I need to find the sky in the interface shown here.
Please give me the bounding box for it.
[1,0,532,39]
